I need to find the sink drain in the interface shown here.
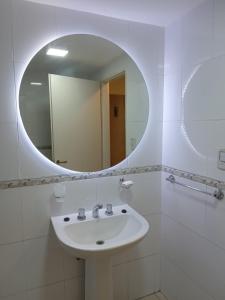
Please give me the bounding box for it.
[96,240,104,245]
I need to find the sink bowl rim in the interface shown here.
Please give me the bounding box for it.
[51,204,149,255]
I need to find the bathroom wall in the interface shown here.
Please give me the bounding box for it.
[0,0,164,299]
[162,0,225,299]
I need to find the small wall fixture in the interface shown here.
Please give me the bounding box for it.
[53,182,66,202]
[120,177,134,189]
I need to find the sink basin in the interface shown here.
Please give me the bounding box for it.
[51,204,149,300]
[51,204,149,258]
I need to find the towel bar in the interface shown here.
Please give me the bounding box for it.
[166,175,224,200]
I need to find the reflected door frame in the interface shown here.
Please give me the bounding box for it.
[100,72,126,168]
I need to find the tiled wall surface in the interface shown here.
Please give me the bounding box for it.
[0,172,162,300]
[162,0,225,299]
[0,0,164,299]
[3,0,225,299]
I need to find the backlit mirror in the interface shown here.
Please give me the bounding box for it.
[19,34,149,172]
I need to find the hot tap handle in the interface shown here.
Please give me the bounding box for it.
[77,208,86,220]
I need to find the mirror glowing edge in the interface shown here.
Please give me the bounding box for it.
[19,34,149,172]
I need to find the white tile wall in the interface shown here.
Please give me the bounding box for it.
[0,242,27,297]
[0,123,19,180]
[61,178,98,214]
[12,0,60,64]
[162,1,225,300]
[1,294,28,300]
[181,0,213,73]
[26,282,65,300]
[213,0,225,57]
[182,56,225,122]
[161,201,225,300]
[24,236,65,289]
[126,172,161,216]
[162,121,208,176]
[0,0,13,61]
[113,255,160,300]
[205,188,225,251]
[21,184,53,239]
[128,121,163,167]
[161,256,215,300]
[64,277,84,300]
[113,263,129,300]
[163,18,182,122]
[161,256,179,300]
[0,1,163,300]
[128,255,159,299]
[0,189,23,245]
[206,120,225,180]
[0,59,17,123]
[1,3,224,300]
[156,293,168,300]
[56,7,130,50]
[163,73,182,122]
[96,175,125,206]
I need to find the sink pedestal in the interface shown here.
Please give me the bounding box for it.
[51,204,149,300]
[85,256,113,300]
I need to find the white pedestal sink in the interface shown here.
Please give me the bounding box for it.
[51,204,149,300]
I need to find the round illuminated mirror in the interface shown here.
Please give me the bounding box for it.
[19,34,149,172]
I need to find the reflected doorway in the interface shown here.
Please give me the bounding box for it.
[109,74,126,166]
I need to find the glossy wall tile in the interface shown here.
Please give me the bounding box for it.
[162,1,225,299]
[0,0,164,299]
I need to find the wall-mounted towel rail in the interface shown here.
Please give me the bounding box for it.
[166,175,224,200]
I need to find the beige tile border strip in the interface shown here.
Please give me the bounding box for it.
[0,165,224,190]
[0,165,161,189]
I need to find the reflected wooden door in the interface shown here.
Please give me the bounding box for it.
[110,94,125,166]
[49,74,102,171]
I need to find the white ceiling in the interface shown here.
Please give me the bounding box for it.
[25,35,124,77]
[27,0,205,27]
[22,34,128,91]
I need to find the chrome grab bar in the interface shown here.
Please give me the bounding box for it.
[166,175,224,200]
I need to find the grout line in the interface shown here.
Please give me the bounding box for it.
[0,277,83,299]
[161,254,217,300]
[155,292,168,300]
[112,253,160,268]
[137,292,167,300]
[162,212,225,255]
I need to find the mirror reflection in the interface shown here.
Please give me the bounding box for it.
[19,35,149,172]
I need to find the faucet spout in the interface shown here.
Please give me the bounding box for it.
[92,204,103,218]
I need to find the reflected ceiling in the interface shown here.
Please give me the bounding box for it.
[25,35,123,78]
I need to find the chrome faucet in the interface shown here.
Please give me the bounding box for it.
[92,204,103,218]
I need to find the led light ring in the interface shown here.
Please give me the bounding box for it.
[17,32,152,174]
[181,64,207,160]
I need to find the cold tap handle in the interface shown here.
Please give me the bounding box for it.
[105,203,113,216]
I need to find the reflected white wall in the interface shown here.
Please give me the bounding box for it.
[94,53,149,156]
